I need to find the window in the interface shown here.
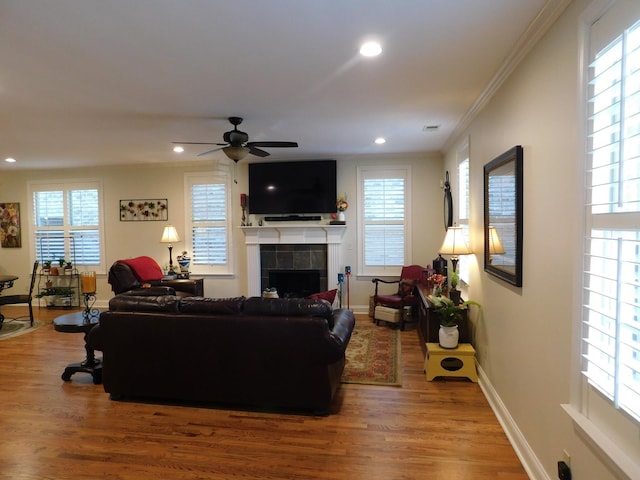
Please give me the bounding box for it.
[457,142,471,283]
[583,11,640,423]
[184,173,232,275]
[357,165,411,276]
[29,181,104,272]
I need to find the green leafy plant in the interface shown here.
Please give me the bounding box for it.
[36,286,74,298]
[57,258,66,267]
[450,269,460,290]
[427,295,481,327]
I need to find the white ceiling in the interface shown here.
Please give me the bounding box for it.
[0,0,567,170]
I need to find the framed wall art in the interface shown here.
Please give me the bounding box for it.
[119,199,168,221]
[0,202,22,248]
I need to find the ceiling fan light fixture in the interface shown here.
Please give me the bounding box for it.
[223,146,250,162]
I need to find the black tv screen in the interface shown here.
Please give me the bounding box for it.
[248,160,337,215]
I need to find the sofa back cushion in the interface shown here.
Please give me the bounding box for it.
[109,294,181,313]
[243,296,332,318]
[180,296,245,315]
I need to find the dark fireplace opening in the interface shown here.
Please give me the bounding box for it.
[268,269,321,298]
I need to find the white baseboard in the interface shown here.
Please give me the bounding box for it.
[477,364,550,480]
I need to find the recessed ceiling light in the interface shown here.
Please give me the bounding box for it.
[4,157,16,163]
[173,146,184,153]
[374,137,386,144]
[360,41,382,57]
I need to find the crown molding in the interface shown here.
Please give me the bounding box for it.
[443,0,574,153]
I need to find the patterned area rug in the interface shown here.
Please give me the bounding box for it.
[342,321,402,387]
[0,318,42,341]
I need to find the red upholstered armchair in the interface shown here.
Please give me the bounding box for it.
[371,265,425,330]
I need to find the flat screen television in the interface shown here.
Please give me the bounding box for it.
[248,160,337,215]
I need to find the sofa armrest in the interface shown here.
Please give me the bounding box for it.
[325,308,356,362]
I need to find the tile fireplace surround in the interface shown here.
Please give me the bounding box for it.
[241,224,346,297]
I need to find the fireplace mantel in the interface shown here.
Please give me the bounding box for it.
[241,224,346,297]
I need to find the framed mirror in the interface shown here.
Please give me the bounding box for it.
[484,145,523,286]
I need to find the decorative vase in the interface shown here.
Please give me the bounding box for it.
[337,211,345,222]
[439,324,459,349]
[433,285,443,297]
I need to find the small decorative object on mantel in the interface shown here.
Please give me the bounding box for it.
[240,193,248,226]
[427,295,481,349]
[331,194,348,225]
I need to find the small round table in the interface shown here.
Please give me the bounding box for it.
[53,311,102,384]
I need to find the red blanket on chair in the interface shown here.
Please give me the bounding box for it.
[117,256,163,282]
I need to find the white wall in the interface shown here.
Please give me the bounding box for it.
[0,153,443,307]
[444,0,637,478]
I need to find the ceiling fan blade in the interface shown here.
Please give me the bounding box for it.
[172,141,227,146]
[248,146,271,157]
[197,146,226,157]
[248,141,298,148]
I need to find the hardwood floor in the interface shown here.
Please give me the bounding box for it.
[0,306,528,480]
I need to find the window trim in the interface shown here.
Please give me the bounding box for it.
[27,179,106,274]
[356,164,412,277]
[184,172,234,276]
[563,2,640,478]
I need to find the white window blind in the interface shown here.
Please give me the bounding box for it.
[31,182,104,271]
[357,166,411,276]
[185,173,231,275]
[583,15,640,423]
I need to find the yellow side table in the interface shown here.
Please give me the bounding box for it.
[424,343,478,382]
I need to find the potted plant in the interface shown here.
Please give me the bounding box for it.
[64,260,73,275]
[37,286,75,307]
[42,260,52,275]
[427,295,481,348]
[449,268,461,305]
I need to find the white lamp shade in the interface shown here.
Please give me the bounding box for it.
[488,226,506,255]
[160,225,180,244]
[439,226,471,256]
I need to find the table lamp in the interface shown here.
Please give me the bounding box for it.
[438,226,471,273]
[160,225,180,274]
[487,225,505,264]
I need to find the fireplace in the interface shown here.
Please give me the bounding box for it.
[268,269,321,298]
[241,224,346,297]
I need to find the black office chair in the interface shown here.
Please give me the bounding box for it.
[0,261,39,326]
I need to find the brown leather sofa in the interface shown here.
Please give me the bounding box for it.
[88,295,355,414]
[108,257,203,297]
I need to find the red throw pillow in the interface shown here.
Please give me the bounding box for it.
[308,289,337,304]
[118,256,163,282]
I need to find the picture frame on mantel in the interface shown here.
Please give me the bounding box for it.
[119,199,168,221]
[483,146,523,287]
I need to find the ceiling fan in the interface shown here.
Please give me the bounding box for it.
[173,116,298,162]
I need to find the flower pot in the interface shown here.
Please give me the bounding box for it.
[439,324,459,349]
